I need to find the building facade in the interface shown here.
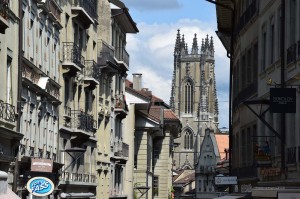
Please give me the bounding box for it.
[171,30,219,170]
[216,0,300,196]
[0,0,23,195]
[0,0,138,198]
[126,74,181,199]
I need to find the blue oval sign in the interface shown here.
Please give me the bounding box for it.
[26,177,54,196]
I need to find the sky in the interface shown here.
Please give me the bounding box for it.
[122,0,230,128]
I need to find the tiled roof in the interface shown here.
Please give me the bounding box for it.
[215,133,229,160]
[164,109,180,121]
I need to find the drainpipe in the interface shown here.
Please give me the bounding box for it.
[13,0,23,193]
[280,0,286,179]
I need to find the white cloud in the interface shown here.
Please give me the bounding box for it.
[126,18,230,128]
[123,0,182,11]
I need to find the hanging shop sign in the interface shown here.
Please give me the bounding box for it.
[27,176,54,196]
[270,88,296,113]
[31,158,53,173]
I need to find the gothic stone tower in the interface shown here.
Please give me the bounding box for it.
[171,30,219,169]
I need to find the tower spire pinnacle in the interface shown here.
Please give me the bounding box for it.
[192,33,198,55]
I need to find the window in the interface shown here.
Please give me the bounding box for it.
[184,79,193,114]
[6,56,12,103]
[289,0,296,45]
[262,29,267,72]
[241,55,246,89]
[247,48,252,85]
[184,130,193,150]
[270,18,275,64]
[253,43,258,81]
[64,77,70,106]
[153,176,159,196]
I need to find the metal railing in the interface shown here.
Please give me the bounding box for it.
[70,110,97,132]
[115,94,126,110]
[0,100,16,122]
[22,65,40,84]
[84,60,100,80]
[115,47,129,66]
[72,0,97,19]
[61,172,96,183]
[98,41,115,66]
[62,42,85,67]
[114,141,129,158]
[0,0,9,20]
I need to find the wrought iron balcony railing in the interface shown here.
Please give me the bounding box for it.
[98,41,115,66]
[70,110,97,132]
[61,172,96,183]
[72,0,97,20]
[0,100,16,122]
[0,0,9,20]
[287,43,297,65]
[115,47,129,66]
[115,94,126,110]
[84,60,100,80]
[62,42,85,67]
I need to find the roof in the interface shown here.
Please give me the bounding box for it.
[215,133,229,160]
[215,0,234,52]
[164,109,180,121]
[173,170,195,185]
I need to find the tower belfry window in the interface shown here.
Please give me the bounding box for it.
[184,80,194,114]
[184,130,193,150]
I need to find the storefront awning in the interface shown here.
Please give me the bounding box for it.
[60,192,95,198]
[214,195,246,199]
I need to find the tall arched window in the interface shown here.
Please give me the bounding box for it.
[184,80,194,114]
[184,130,193,150]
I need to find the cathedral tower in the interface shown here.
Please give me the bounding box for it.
[171,30,219,169]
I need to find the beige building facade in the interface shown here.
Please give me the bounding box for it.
[126,75,181,199]
[216,0,300,196]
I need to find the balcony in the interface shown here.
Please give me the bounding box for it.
[61,171,96,185]
[98,41,118,74]
[62,109,97,137]
[114,94,128,118]
[235,0,258,36]
[83,60,100,87]
[113,140,129,161]
[0,100,16,123]
[0,0,9,34]
[21,65,40,85]
[71,0,97,28]
[37,0,62,28]
[62,42,85,75]
[115,47,130,70]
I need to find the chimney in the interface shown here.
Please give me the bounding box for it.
[132,73,142,91]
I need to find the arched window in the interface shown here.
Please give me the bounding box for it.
[184,130,193,150]
[184,80,194,114]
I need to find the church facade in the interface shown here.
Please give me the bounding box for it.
[171,30,219,170]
